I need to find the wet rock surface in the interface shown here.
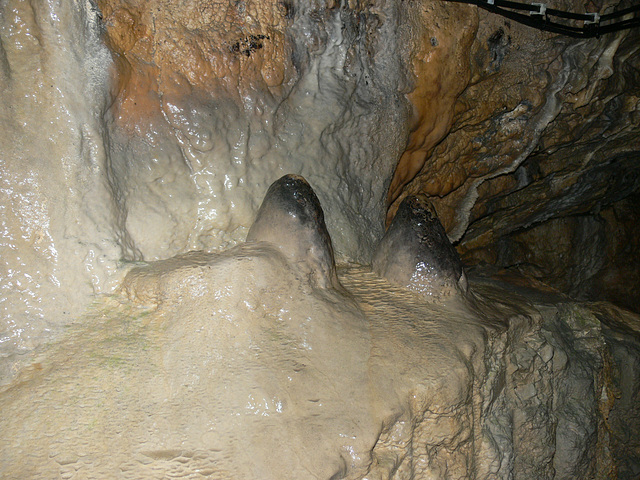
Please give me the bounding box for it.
[0,0,122,355]
[373,194,468,299]
[393,2,640,308]
[95,0,415,263]
[1,0,639,477]
[247,174,339,289]
[2,247,640,479]
[1,0,638,356]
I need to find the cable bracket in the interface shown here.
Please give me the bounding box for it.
[584,12,600,26]
[531,3,547,18]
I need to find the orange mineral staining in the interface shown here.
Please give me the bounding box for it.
[97,0,295,128]
[386,1,477,223]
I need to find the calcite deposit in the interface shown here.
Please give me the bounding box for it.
[1,0,639,478]
[373,194,468,298]
[0,0,121,355]
[2,240,640,479]
[247,174,339,289]
[97,0,413,264]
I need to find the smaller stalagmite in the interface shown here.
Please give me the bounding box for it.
[373,194,468,298]
[247,174,339,289]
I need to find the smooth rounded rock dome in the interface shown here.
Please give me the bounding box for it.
[247,174,339,289]
[373,194,468,298]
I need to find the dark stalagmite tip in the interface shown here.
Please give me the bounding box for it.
[247,174,338,289]
[372,194,468,298]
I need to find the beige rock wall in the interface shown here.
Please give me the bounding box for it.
[0,0,416,357]
[1,0,638,385]
[1,0,639,476]
[2,246,639,479]
[0,0,121,356]
[96,0,420,263]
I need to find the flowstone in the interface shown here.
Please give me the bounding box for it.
[2,247,639,479]
[2,175,640,479]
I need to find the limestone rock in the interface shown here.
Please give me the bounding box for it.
[391,2,640,308]
[1,0,639,476]
[0,0,122,358]
[373,194,468,298]
[2,251,640,479]
[247,174,339,289]
[97,0,415,262]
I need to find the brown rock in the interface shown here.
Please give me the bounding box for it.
[98,0,295,128]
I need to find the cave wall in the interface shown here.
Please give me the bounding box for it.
[1,0,639,359]
[95,0,640,315]
[0,0,121,354]
[0,0,480,355]
[0,0,411,355]
[1,0,640,477]
[396,0,640,308]
[97,0,416,262]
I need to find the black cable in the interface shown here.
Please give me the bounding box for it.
[444,0,640,37]
[494,0,537,12]
[598,17,640,35]
[601,5,640,21]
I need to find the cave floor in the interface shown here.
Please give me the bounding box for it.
[0,250,638,479]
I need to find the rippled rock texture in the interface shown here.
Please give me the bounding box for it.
[0,0,121,354]
[2,245,639,479]
[1,0,640,477]
[393,1,640,311]
[96,0,414,263]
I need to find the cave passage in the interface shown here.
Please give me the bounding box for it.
[0,0,639,478]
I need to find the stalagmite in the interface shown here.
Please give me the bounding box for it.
[247,174,340,290]
[373,194,468,298]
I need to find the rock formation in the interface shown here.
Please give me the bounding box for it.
[4,207,640,478]
[246,174,339,289]
[0,0,639,477]
[373,194,468,298]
